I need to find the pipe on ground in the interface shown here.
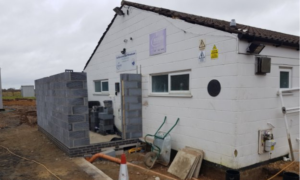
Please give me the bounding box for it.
[86,153,185,180]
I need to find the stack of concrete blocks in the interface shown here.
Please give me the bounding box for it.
[0,68,3,110]
[35,72,90,147]
[121,74,142,139]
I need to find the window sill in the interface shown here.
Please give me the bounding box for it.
[281,92,294,96]
[148,93,192,98]
[93,93,110,96]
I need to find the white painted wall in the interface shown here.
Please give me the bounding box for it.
[0,68,3,109]
[21,85,35,97]
[235,42,299,168]
[85,5,299,169]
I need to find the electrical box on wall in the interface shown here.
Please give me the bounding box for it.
[255,57,271,75]
[258,129,276,154]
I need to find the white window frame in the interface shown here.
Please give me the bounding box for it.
[101,80,109,92]
[149,70,192,97]
[279,68,292,89]
[168,71,190,94]
[93,79,109,95]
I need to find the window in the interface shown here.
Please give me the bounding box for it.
[151,71,190,95]
[94,80,109,93]
[279,68,291,89]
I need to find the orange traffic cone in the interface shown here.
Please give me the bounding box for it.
[118,154,129,180]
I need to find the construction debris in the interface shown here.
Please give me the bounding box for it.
[167,147,204,180]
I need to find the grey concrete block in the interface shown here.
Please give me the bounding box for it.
[68,115,85,123]
[129,89,141,96]
[100,149,116,159]
[126,103,142,111]
[73,137,90,147]
[128,74,141,81]
[69,130,86,139]
[67,98,84,105]
[66,81,83,89]
[73,106,88,114]
[126,132,142,139]
[66,89,88,97]
[124,81,138,89]
[124,96,139,103]
[70,73,86,81]
[120,74,128,80]
[125,110,141,118]
[126,124,142,132]
[72,122,89,131]
[127,117,142,124]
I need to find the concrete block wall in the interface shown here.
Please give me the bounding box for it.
[35,72,90,148]
[121,74,142,139]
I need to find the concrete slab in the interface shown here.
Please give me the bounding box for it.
[167,150,197,180]
[73,157,112,180]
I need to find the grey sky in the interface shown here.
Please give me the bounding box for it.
[0,0,299,89]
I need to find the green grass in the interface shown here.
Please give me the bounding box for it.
[2,91,36,100]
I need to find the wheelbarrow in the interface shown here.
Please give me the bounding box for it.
[144,116,180,168]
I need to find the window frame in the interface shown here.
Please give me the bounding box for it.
[93,79,109,95]
[101,80,109,92]
[168,71,191,94]
[279,68,292,89]
[149,70,191,97]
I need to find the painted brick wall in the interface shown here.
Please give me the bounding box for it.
[85,6,239,168]
[35,72,90,148]
[84,5,299,169]
[235,41,300,168]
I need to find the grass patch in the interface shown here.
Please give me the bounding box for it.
[2,91,36,100]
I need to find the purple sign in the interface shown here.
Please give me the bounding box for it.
[149,29,166,56]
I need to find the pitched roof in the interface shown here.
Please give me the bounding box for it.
[84,1,299,70]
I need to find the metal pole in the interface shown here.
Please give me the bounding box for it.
[278,89,295,161]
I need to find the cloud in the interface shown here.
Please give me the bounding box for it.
[0,0,298,89]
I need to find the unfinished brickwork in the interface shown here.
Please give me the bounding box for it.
[35,72,90,148]
[121,74,142,139]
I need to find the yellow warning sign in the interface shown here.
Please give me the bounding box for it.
[199,39,206,50]
[210,45,218,59]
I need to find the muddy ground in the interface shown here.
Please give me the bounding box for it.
[0,100,299,180]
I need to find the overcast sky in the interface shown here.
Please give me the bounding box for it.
[0,0,299,89]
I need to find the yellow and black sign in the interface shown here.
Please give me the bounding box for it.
[210,45,218,59]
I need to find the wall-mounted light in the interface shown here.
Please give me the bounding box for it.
[121,48,126,54]
[113,7,124,16]
[247,42,265,54]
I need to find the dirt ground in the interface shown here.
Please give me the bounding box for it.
[0,100,299,180]
[0,100,92,180]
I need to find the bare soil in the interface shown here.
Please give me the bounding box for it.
[1,100,299,180]
[0,100,92,180]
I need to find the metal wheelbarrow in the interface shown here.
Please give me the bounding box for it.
[144,116,180,168]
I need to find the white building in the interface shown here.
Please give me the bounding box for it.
[84,1,299,169]
[21,85,35,97]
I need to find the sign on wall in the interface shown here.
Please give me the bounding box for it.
[210,45,218,59]
[149,29,166,56]
[199,51,205,62]
[116,51,136,72]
